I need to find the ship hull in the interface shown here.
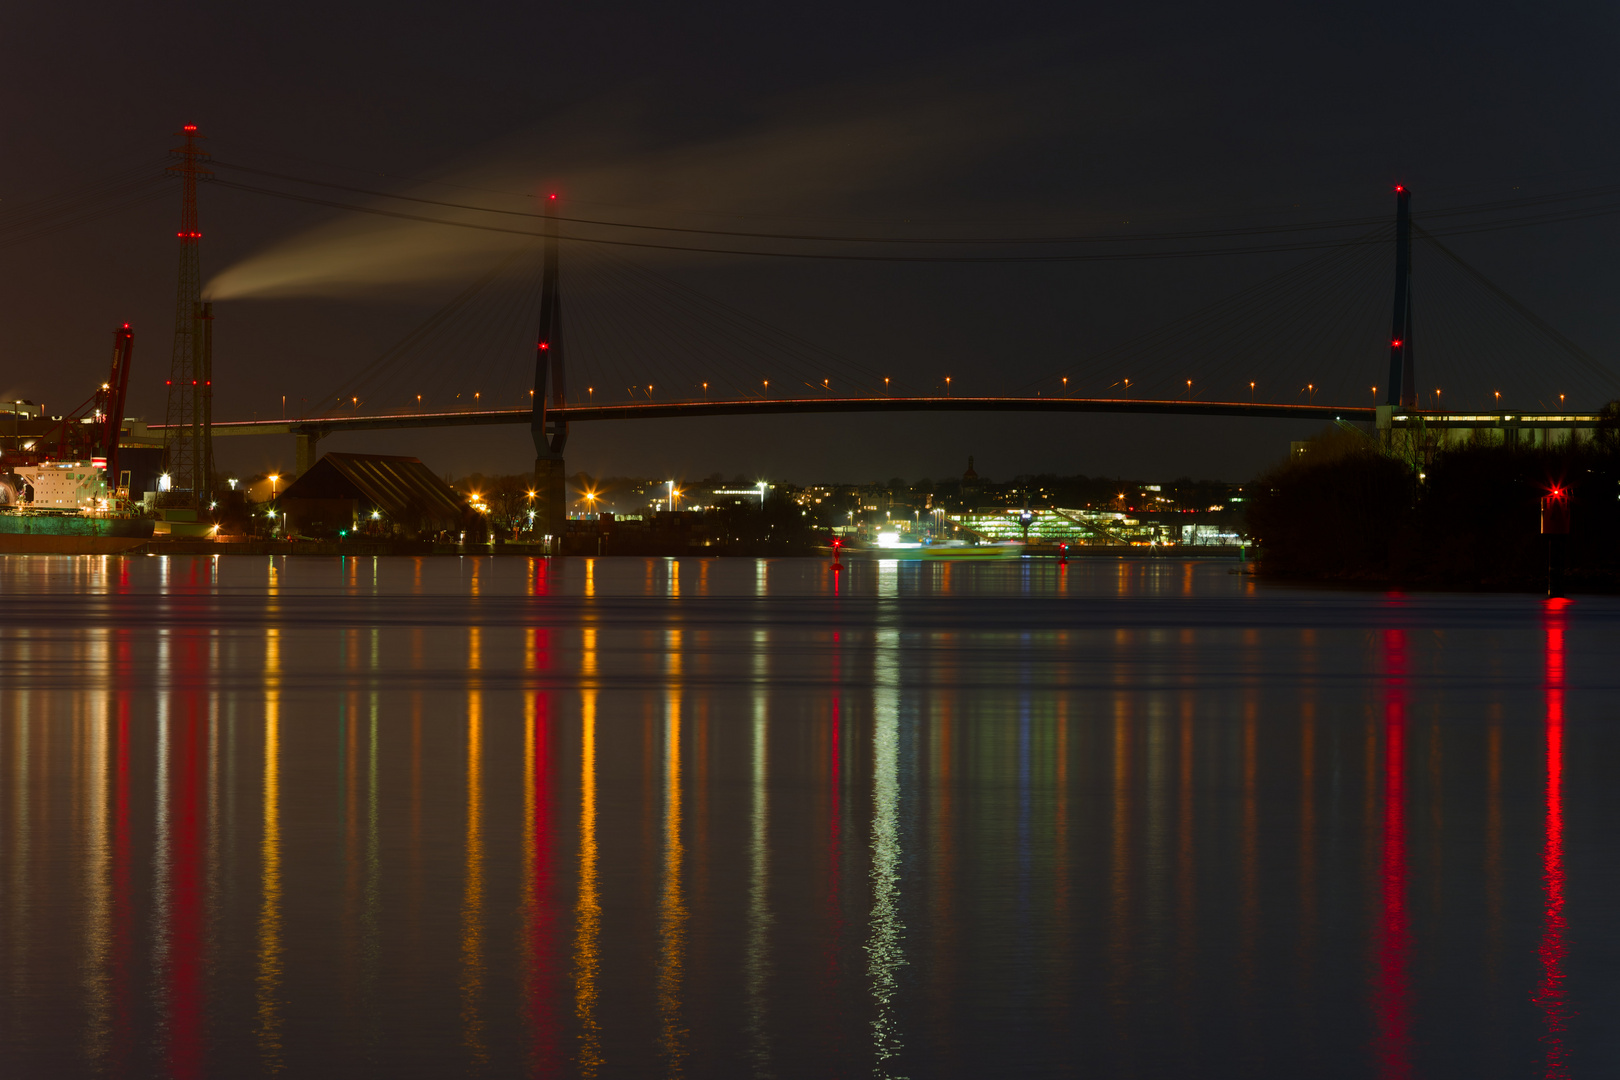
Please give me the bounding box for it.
[856,543,1024,560]
[0,514,154,554]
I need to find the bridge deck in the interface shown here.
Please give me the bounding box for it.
[174,396,1378,436]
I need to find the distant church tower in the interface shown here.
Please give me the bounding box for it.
[960,455,981,511]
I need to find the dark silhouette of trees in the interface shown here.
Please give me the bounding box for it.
[1248,412,1620,590]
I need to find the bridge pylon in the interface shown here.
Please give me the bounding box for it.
[1386,185,1414,411]
[531,193,568,547]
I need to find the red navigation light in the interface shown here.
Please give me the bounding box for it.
[1391,339,1402,348]
[538,342,549,350]
[548,193,557,201]
[122,323,130,329]
[1395,185,1405,192]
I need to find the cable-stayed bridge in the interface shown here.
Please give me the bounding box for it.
[133,168,1620,532]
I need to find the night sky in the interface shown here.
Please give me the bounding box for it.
[5,1,1619,485]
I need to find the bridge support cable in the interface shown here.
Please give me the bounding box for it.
[321,241,539,414]
[561,246,891,399]
[1021,226,1392,407]
[1413,226,1620,405]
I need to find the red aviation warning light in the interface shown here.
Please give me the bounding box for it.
[1542,487,1571,535]
[538,342,550,350]
[1391,339,1402,348]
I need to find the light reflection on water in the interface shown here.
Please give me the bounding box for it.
[0,555,1617,1078]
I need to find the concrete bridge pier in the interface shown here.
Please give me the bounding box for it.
[534,455,567,551]
[294,427,323,475]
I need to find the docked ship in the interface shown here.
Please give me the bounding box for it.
[0,326,156,555]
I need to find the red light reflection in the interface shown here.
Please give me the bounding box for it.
[524,693,558,1072]
[1535,598,1571,1078]
[1373,627,1410,1078]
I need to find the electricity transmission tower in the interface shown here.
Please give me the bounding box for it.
[161,123,214,507]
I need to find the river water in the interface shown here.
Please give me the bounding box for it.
[0,555,1616,1078]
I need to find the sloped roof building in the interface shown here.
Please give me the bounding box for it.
[278,453,463,538]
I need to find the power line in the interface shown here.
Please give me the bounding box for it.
[208,159,1394,246]
[209,177,1404,262]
